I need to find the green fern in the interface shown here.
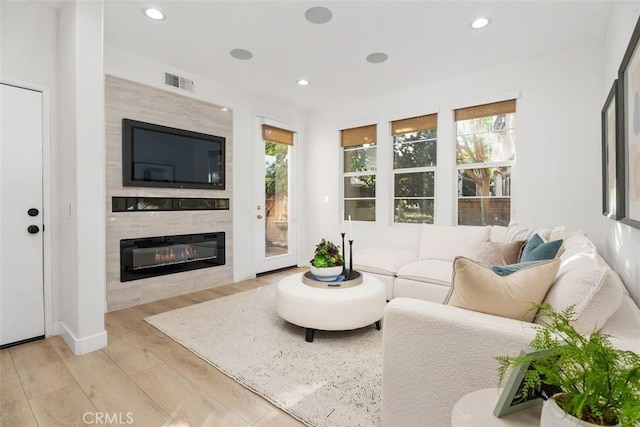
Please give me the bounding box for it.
[497,304,640,426]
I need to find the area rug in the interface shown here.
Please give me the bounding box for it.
[144,285,382,427]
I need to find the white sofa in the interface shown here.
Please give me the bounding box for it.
[353,224,640,427]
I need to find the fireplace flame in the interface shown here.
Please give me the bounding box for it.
[154,244,197,263]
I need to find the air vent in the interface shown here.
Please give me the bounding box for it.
[164,72,194,92]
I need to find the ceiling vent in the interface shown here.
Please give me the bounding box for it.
[164,72,194,92]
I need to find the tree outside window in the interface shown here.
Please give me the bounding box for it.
[455,100,515,226]
[342,124,377,221]
[393,129,436,223]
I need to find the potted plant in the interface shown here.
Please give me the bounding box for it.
[497,304,640,426]
[309,238,344,280]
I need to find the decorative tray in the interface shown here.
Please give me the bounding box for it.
[302,270,363,288]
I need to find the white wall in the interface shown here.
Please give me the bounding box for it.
[1,1,61,338]
[304,42,605,266]
[602,2,640,303]
[57,1,107,354]
[104,47,307,281]
[1,1,108,354]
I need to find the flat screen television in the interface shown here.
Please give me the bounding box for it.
[122,118,225,190]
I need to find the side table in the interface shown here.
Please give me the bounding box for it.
[452,388,541,427]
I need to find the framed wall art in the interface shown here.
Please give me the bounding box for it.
[601,79,624,219]
[619,15,640,229]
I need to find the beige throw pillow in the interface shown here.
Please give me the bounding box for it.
[474,240,526,265]
[445,257,561,322]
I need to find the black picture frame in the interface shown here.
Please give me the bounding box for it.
[619,15,640,229]
[601,79,625,220]
[493,347,561,418]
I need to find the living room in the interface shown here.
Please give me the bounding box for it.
[2,1,640,426]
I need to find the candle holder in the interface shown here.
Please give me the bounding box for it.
[340,232,347,277]
[348,239,354,280]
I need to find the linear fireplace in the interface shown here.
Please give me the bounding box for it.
[120,232,225,282]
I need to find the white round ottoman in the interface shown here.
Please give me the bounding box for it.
[275,272,386,342]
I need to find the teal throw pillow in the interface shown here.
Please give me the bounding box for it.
[490,260,547,276]
[520,234,563,263]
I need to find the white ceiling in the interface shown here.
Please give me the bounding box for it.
[103,1,613,112]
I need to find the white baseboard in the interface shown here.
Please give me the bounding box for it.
[58,321,108,355]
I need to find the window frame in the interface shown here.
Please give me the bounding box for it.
[454,101,516,226]
[391,131,437,224]
[341,124,378,222]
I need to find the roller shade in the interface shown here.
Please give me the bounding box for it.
[341,124,377,147]
[454,99,516,121]
[262,124,294,145]
[391,114,438,135]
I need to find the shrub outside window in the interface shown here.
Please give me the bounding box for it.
[455,100,515,226]
[392,114,437,224]
[342,125,376,221]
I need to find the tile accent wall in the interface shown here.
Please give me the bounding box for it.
[105,75,234,311]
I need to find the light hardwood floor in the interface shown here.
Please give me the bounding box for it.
[1,267,308,427]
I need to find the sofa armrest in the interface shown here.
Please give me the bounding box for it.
[381,298,538,427]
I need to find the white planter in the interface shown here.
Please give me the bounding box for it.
[309,265,343,281]
[540,396,619,427]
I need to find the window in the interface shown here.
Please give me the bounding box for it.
[342,124,377,221]
[392,114,437,223]
[455,100,516,226]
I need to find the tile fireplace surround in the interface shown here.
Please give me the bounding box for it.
[105,75,233,311]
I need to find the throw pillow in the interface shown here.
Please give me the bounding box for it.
[536,267,624,334]
[520,234,563,263]
[445,256,561,322]
[490,260,549,276]
[505,222,566,242]
[474,240,526,265]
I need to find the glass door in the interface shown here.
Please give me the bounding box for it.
[255,117,298,273]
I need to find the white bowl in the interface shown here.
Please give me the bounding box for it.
[309,265,343,281]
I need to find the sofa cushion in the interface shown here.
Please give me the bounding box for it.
[520,234,563,263]
[418,225,490,261]
[474,240,526,265]
[537,266,624,334]
[490,225,508,243]
[506,222,565,242]
[352,247,417,276]
[445,256,561,322]
[396,259,453,285]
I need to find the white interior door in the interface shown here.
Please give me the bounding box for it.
[255,117,298,274]
[0,83,45,347]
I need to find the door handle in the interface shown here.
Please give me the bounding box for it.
[257,214,263,219]
[27,225,40,234]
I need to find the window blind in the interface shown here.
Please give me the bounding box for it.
[341,124,377,147]
[391,113,437,135]
[454,99,516,121]
[262,124,294,145]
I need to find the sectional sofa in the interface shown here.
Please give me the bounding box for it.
[353,224,640,427]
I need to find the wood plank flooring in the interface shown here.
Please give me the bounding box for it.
[1,267,308,427]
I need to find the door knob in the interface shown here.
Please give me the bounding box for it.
[28,208,39,217]
[27,225,40,234]
[257,214,263,219]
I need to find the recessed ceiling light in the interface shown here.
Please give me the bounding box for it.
[230,49,253,60]
[220,107,229,112]
[143,8,165,21]
[305,6,333,24]
[470,17,491,29]
[366,52,388,64]
[297,79,310,86]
